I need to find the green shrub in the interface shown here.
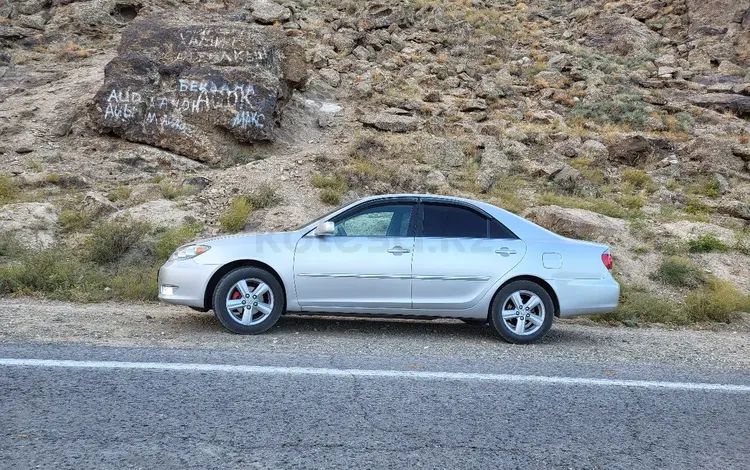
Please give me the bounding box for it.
[688,177,721,199]
[245,183,282,209]
[685,280,750,323]
[594,284,688,325]
[85,219,150,265]
[621,169,655,192]
[160,181,197,200]
[58,210,91,233]
[319,188,342,205]
[0,232,19,258]
[688,234,728,253]
[220,198,252,233]
[108,265,159,301]
[652,257,707,288]
[155,223,202,262]
[568,93,649,129]
[0,174,19,204]
[107,186,132,202]
[537,192,641,219]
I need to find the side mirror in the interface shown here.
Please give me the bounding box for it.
[314,221,335,236]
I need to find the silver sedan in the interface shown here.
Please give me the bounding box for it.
[158,194,620,343]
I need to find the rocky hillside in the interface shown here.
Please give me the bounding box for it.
[1,0,749,322]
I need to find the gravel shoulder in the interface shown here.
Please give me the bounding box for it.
[1,298,749,373]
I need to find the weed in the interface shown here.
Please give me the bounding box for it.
[160,181,197,200]
[85,219,150,265]
[688,177,721,199]
[621,169,655,191]
[58,210,91,233]
[688,234,728,253]
[685,280,750,323]
[568,93,649,130]
[652,257,707,288]
[0,174,19,204]
[220,198,252,233]
[595,283,687,325]
[154,223,203,262]
[107,186,132,202]
[58,41,93,60]
[537,192,641,219]
[319,188,342,205]
[26,160,42,172]
[245,183,282,209]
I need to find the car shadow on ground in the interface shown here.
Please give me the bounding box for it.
[176,311,600,346]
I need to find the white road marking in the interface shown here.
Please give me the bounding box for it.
[1,358,749,393]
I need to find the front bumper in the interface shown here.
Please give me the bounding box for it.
[157,259,217,309]
[552,277,621,318]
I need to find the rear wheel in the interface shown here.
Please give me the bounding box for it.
[212,266,284,334]
[489,280,554,344]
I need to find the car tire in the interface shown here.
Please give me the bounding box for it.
[460,318,487,326]
[212,266,284,335]
[489,280,554,344]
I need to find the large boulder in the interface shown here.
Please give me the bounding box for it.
[92,11,307,163]
[608,135,673,167]
[583,14,662,57]
[522,205,628,243]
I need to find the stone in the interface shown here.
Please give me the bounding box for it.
[422,90,441,103]
[81,191,118,218]
[578,140,608,162]
[332,33,355,54]
[680,137,745,174]
[476,140,529,192]
[318,68,341,87]
[690,93,750,118]
[91,11,307,163]
[461,99,488,112]
[424,170,447,191]
[360,111,420,132]
[0,202,57,249]
[249,0,291,25]
[717,200,750,220]
[112,199,192,228]
[553,136,582,158]
[183,176,211,192]
[662,221,737,246]
[608,135,672,167]
[423,137,466,168]
[583,14,662,56]
[352,45,371,60]
[522,205,628,241]
[360,3,413,30]
[715,173,731,194]
[654,54,677,67]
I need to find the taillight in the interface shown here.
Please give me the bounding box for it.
[601,252,613,271]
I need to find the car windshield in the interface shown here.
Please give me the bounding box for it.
[288,203,349,231]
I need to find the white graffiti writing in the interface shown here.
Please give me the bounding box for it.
[230,111,265,130]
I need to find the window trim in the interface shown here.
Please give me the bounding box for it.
[416,200,519,240]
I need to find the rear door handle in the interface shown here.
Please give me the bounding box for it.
[495,247,516,257]
[387,246,410,255]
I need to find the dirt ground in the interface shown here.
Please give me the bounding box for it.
[1,298,748,372]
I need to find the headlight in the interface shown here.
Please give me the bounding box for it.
[169,244,211,261]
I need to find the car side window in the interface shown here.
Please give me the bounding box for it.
[421,203,488,238]
[332,204,414,237]
[489,219,517,239]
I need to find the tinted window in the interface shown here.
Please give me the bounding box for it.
[422,204,487,238]
[333,204,413,237]
[490,219,516,239]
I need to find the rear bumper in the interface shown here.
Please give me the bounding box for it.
[157,259,217,309]
[551,277,620,318]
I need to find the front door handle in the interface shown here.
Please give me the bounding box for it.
[495,247,517,257]
[387,246,410,255]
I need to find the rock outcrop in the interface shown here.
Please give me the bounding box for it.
[92,11,307,163]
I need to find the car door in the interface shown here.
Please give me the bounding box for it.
[294,200,416,309]
[411,201,526,310]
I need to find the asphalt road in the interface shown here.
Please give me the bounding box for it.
[1,342,749,470]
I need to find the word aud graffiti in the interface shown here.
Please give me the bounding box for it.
[102,80,274,133]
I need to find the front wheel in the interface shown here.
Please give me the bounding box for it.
[489,280,554,344]
[212,266,284,334]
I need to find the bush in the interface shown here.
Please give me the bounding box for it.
[155,223,202,262]
[594,284,688,325]
[107,186,132,202]
[107,265,159,301]
[85,219,150,265]
[685,280,750,323]
[245,183,282,209]
[58,210,91,233]
[688,234,728,253]
[688,177,721,199]
[0,174,19,204]
[621,169,655,192]
[220,198,252,233]
[536,192,641,219]
[319,188,342,205]
[652,257,707,288]
[568,93,649,129]
[160,181,197,200]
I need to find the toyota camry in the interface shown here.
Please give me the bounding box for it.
[158,194,620,344]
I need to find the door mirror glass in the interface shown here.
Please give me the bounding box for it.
[314,221,335,236]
